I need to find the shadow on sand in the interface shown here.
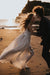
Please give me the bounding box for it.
[20,68,31,75]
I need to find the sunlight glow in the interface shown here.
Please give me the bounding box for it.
[6,18,20,26]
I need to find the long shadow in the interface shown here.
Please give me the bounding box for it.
[20,68,31,75]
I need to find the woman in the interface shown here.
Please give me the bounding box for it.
[0,13,35,69]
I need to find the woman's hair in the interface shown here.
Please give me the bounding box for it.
[23,14,33,29]
[32,6,44,17]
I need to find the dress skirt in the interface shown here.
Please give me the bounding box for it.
[0,29,32,69]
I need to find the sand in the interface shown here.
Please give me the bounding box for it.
[0,29,50,75]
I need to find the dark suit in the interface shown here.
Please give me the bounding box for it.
[38,16,50,68]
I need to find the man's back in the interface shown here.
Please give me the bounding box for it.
[39,17,50,45]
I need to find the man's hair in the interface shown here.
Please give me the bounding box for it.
[32,6,44,17]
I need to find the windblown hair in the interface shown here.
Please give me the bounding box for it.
[20,13,33,32]
[23,14,33,30]
[32,6,44,17]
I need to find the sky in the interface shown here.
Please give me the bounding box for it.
[42,0,50,2]
[0,0,27,19]
[0,0,50,19]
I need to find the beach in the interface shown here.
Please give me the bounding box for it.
[0,29,50,75]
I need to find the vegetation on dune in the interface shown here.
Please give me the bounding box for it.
[22,1,50,16]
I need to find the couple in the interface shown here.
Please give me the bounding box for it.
[0,6,50,69]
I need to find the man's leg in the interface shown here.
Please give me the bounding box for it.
[42,45,50,68]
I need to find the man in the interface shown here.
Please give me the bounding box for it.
[32,6,50,69]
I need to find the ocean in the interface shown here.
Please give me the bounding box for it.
[0,19,20,29]
[0,16,50,29]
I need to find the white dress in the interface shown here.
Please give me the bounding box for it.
[0,29,33,69]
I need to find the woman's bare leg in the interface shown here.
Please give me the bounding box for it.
[26,47,34,63]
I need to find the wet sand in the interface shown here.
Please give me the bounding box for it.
[0,29,50,75]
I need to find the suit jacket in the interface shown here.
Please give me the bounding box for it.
[38,16,50,46]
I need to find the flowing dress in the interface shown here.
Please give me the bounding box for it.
[0,29,33,69]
